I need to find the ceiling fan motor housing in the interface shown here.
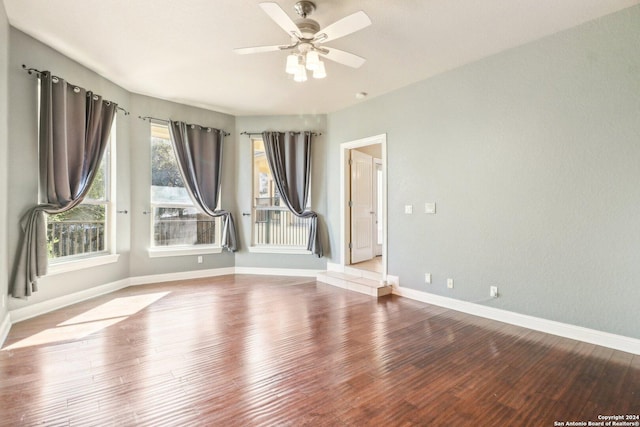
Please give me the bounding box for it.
[296,18,320,39]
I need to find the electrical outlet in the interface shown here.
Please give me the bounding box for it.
[447,278,454,289]
[404,205,413,214]
[424,273,431,284]
[490,286,499,298]
[197,256,203,264]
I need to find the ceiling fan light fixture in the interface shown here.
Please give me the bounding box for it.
[239,2,371,83]
[305,50,319,71]
[294,63,308,82]
[285,54,299,74]
[312,60,326,79]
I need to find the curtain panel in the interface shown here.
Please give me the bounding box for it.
[261,131,322,257]
[11,71,117,298]
[168,121,238,252]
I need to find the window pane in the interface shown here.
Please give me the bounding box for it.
[252,139,310,248]
[153,207,216,246]
[151,124,190,204]
[150,122,220,248]
[151,185,192,205]
[47,205,106,259]
[85,147,108,201]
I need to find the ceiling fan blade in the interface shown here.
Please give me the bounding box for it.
[319,47,366,68]
[233,45,285,55]
[315,11,371,43]
[259,2,301,38]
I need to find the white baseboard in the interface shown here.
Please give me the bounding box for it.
[9,278,131,324]
[0,311,10,347]
[392,284,640,355]
[128,267,236,286]
[326,262,343,273]
[235,267,322,277]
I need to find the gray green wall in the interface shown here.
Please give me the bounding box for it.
[326,6,640,338]
[0,2,9,321]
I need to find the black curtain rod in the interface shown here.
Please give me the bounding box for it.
[241,131,322,136]
[22,64,130,115]
[139,115,231,137]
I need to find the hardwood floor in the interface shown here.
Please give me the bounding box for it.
[1,275,638,426]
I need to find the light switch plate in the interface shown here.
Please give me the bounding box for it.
[425,202,436,214]
[404,205,413,214]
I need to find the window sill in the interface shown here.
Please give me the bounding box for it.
[249,246,312,255]
[148,246,223,258]
[47,253,121,276]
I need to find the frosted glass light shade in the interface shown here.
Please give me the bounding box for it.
[305,50,320,71]
[294,64,307,82]
[312,61,326,79]
[285,54,298,75]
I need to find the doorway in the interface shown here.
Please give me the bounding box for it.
[340,134,387,279]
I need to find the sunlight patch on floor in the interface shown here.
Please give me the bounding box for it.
[3,292,171,350]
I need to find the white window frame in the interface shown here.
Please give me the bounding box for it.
[148,121,222,258]
[47,119,119,274]
[249,137,311,255]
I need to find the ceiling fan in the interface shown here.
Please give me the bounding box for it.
[234,1,372,81]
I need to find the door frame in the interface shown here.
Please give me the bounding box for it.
[373,158,384,257]
[340,134,387,279]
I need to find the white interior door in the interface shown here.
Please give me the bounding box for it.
[350,149,374,264]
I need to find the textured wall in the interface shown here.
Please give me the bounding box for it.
[327,6,640,338]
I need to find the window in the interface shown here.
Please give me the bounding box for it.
[150,122,220,249]
[251,138,311,251]
[47,120,116,261]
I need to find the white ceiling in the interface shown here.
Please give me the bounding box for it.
[4,0,638,116]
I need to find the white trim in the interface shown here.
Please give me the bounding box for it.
[373,158,383,257]
[326,261,344,273]
[148,246,223,258]
[129,267,235,286]
[339,134,388,279]
[107,118,117,255]
[0,311,11,348]
[10,278,130,324]
[47,253,120,275]
[248,246,312,255]
[392,284,640,355]
[235,267,322,277]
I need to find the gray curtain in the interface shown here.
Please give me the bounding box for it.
[262,131,322,257]
[168,121,238,252]
[11,71,117,298]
